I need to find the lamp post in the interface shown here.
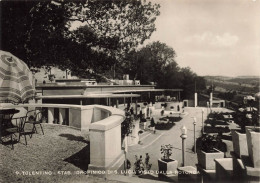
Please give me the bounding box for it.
[193,117,197,153]
[180,125,187,166]
[206,102,209,120]
[202,109,204,134]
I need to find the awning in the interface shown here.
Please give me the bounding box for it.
[36,93,140,99]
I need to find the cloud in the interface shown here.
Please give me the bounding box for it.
[185,32,239,47]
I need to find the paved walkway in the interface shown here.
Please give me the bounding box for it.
[124,107,234,180]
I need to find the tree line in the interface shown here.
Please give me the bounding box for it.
[1,0,206,99]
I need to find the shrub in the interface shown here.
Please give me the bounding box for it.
[160,144,173,161]
[199,134,227,153]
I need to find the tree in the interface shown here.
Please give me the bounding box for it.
[123,41,206,99]
[1,0,160,78]
[122,41,178,85]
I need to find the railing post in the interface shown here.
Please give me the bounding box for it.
[48,108,54,124]
[59,108,66,125]
[116,99,119,108]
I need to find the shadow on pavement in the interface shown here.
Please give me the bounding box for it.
[166,116,182,123]
[155,123,176,130]
[64,145,90,171]
[59,133,89,143]
[221,134,232,141]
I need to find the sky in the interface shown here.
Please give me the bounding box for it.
[144,0,260,77]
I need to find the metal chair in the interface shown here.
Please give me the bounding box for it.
[18,116,34,145]
[25,110,44,135]
[3,116,32,149]
[2,118,18,149]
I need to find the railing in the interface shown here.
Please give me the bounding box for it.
[0,103,123,132]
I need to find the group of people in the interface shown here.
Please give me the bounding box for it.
[134,153,152,175]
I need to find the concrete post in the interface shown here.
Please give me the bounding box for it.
[202,109,204,134]
[181,136,187,166]
[210,92,213,107]
[116,99,119,108]
[194,93,198,107]
[193,119,196,154]
[135,100,138,115]
[59,108,66,125]
[48,108,54,124]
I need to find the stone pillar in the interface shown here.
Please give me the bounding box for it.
[88,115,125,176]
[48,108,54,124]
[116,99,119,108]
[194,93,198,107]
[210,92,213,107]
[135,100,138,115]
[59,108,66,125]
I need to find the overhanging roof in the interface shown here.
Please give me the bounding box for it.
[36,93,140,99]
[112,89,183,93]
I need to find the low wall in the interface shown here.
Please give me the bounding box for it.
[1,103,126,176]
[88,106,125,176]
[0,103,115,132]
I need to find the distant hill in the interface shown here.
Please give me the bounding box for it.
[204,75,259,95]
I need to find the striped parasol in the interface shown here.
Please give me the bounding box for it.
[0,50,35,103]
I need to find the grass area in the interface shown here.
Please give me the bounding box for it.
[0,124,121,183]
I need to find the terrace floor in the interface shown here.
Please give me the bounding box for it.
[0,124,121,183]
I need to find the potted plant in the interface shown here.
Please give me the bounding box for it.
[158,144,178,175]
[197,134,224,170]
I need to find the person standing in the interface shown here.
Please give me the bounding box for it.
[150,117,156,134]
[145,153,151,170]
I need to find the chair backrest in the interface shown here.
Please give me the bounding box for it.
[35,111,43,122]
[26,110,36,121]
[25,109,44,122]
[18,116,27,131]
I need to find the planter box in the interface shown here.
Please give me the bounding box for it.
[197,148,224,170]
[158,158,178,175]
[231,129,248,158]
[246,126,260,168]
